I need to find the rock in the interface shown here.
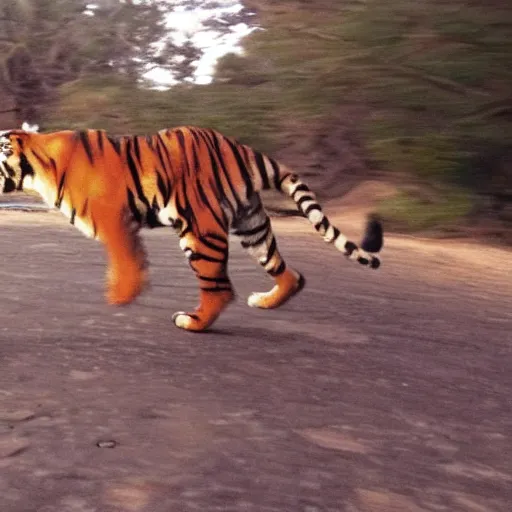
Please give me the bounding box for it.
[0,436,30,458]
[296,427,370,454]
[355,489,427,512]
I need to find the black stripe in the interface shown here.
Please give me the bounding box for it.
[81,198,89,216]
[241,229,269,248]
[200,235,227,254]
[194,128,238,206]
[156,134,173,170]
[188,252,225,263]
[30,149,47,168]
[304,204,322,217]
[314,216,329,233]
[198,275,231,283]
[269,260,286,277]
[223,135,254,198]
[3,162,15,177]
[291,184,310,201]
[344,241,357,256]
[190,142,202,177]
[232,217,270,237]
[254,151,270,190]
[205,232,228,244]
[191,149,235,227]
[126,139,150,208]
[261,236,277,265]
[133,136,142,165]
[297,195,316,210]
[127,188,142,223]
[156,171,170,205]
[202,130,239,206]
[195,130,239,212]
[271,158,282,189]
[196,178,227,231]
[174,185,195,236]
[175,130,192,176]
[178,133,220,227]
[107,135,121,155]
[96,131,104,153]
[201,128,219,149]
[170,217,183,232]
[277,171,290,191]
[155,142,169,173]
[189,128,202,145]
[154,137,174,206]
[55,173,66,208]
[200,286,232,293]
[70,208,76,225]
[145,207,161,228]
[77,131,94,164]
[3,178,16,193]
[239,144,252,168]
[156,171,166,197]
[18,154,34,190]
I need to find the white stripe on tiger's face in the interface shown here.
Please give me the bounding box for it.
[0,134,18,193]
[0,123,38,165]
[0,133,13,163]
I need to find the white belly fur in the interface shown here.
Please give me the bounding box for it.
[22,174,96,239]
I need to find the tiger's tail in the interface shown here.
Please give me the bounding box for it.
[249,150,383,269]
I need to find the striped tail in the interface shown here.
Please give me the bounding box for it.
[279,173,383,269]
[277,172,383,268]
[244,146,383,268]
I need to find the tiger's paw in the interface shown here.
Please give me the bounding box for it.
[248,271,305,309]
[172,312,208,332]
[106,271,148,306]
[172,290,235,331]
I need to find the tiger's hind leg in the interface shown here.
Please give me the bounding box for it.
[99,210,148,305]
[172,230,235,332]
[231,194,305,309]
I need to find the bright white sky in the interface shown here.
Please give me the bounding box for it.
[144,1,255,87]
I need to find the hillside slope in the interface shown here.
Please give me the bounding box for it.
[41,0,512,241]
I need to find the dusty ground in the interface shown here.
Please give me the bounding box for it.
[0,204,511,512]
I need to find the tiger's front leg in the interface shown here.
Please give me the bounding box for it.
[99,212,148,305]
[172,231,235,332]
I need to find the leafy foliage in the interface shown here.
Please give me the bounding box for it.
[221,0,512,227]
[0,0,249,123]
[36,0,512,232]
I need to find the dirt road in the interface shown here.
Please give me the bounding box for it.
[0,210,511,512]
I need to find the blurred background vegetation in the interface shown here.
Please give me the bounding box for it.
[1,0,511,241]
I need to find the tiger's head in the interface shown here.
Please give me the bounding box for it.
[0,122,40,194]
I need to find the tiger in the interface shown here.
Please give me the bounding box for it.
[0,124,383,332]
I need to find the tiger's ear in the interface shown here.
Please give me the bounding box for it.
[21,122,39,133]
